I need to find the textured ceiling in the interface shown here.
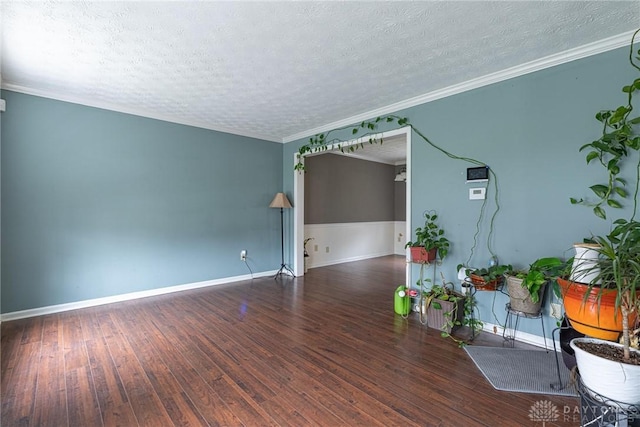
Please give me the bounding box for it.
[1,1,639,143]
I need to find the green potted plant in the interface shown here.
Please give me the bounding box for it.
[405,211,450,263]
[505,257,568,315]
[421,281,465,335]
[417,273,480,346]
[557,242,628,341]
[462,264,512,291]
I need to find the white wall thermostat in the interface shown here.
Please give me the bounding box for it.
[469,187,486,200]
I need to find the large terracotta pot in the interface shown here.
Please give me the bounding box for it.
[558,278,635,341]
[409,246,436,263]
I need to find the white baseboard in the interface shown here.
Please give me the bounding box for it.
[0,270,277,322]
[481,321,560,351]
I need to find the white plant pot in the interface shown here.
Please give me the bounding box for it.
[570,243,601,284]
[457,266,469,282]
[571,337,640,407]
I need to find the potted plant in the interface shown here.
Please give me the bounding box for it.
[417,273,480,346]
[558,276,629,341]
[405,211,449,263]
[421,281,465,335]
[462,264,512,291]
[505,257,568,315]
[556,239,625,340]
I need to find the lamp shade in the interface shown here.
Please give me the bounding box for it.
[269,192,292,209]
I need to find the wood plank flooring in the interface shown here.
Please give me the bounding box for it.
[1,256,580,426]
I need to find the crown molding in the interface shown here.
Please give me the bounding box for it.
[0,83,281,143]
[282,30,636,143]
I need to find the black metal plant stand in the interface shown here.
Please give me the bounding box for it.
[502,303,547,350]
[550,317,584,391]
[577,375,640,426]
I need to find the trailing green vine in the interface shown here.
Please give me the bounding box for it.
[295,115,501,263]
[294,115,409,172]
[570,28,640,220]
[420,273,482,347]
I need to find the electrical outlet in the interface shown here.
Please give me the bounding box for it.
[325,246,329,253]
[240,250,247,261]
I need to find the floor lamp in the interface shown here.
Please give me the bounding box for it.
[269,192,295,278]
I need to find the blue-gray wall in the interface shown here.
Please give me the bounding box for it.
[284,45,638,338]
[1,91,283,313]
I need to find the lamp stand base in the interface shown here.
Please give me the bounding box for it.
[274,263,295,278]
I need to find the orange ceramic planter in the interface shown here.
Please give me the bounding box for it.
[470,274,503,291]
[409,246,436,263]
[558,278,636,341]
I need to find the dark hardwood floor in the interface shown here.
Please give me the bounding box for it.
[1,256,579,426]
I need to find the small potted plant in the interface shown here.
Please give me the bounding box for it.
[505,257,568,315]
[405,211,450,263]
[462,264,512,291]
[421,280,465,335]
[417,273,482,346]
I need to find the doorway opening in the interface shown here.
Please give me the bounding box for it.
[292,126,412,285]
